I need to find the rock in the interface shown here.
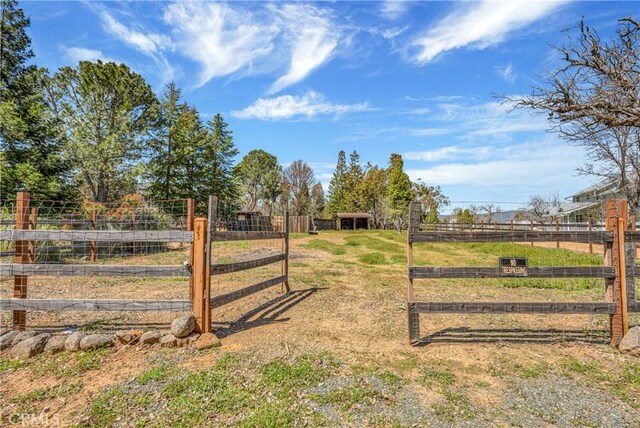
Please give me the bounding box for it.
[177,332,200,347]
[65,332,85,351]
[140,330,162,345]
[11,330,38,346]
[193,332,221,351]
[80,334,114,350]
[44,335,67,353]
[11,334,50,359]
[0,328,10,337]
[0,331,20,350]
[114,330,143,345]
[619,326,640,356]
[160,334,178,348]
[170,316,196,338]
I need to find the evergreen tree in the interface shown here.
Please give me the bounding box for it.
[146,82,188,200]
[361,163,387,228]
[386,153,413,231]
[44,61,158,202]
[200,113,238,204]
[343,150,364,211]
[0,0,72,200]
[234,149,281,213]
[327,150,347,218]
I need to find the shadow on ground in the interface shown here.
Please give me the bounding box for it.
[213,287,323,338]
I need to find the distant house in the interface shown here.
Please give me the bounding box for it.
[548,178,621,223]
[337,213,371,230]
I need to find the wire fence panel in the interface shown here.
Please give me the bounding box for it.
[0,195,193,330]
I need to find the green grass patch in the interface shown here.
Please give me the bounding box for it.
[260,353,339,398]
[359,252,388,265]
[433,387,476,421]
[419,367,456,386]
[303,239,346,255]
[0,357,27,374]
[312,380,387,411]
[344,235,404,253]
[137,365,173,384]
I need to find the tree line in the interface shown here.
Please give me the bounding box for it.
[0,0,449,224]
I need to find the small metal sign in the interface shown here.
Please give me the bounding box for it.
[499,257,528,277]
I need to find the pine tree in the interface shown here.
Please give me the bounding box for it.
[200,113,238,204]
[327,150,347,218]
[1,0,72,200]
[343,150,364,211]
[146,82,187,200]
[386,153,413,231]
[45,61,157,202]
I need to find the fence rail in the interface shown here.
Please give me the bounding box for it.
[406,199,634,347]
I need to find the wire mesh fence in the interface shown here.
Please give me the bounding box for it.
[0,194,193,331]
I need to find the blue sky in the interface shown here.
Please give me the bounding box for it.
[23,0,639,212]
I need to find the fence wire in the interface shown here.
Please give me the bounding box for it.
[1,197,192,331]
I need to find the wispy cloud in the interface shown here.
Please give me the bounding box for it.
[381,0,411,20]
[410,0,568,64]
[164,2,277,88]
[406,137,584,187]
[404,146,491,162]
[61,46,115,64]
[95,6,174,82]
[231,91,370,121]
[495,63,516,82]
[269,4,339,94]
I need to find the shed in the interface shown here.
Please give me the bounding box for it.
[337,213,371,230]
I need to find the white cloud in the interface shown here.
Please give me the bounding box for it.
[62,46,115,63]
[495,63,516,82]
[231,91,369,120]
[404,146,491,162]
[381,1,411,20]
[406,138,584,187]
[382,26,409,40]
[411,0,567,63]
[164,2,278,88]
[101,12,170,56]
[96,8,174,83]
[269,4,339,94]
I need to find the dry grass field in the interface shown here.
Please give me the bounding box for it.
[2,230,640,427]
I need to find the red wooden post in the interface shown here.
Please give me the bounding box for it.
[91,210,97,261]
[192,218,211,333]
[13,192,30,330]
[605,200,627,347]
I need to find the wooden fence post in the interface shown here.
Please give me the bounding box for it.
[192,218,211,333]
[91,209,97,261]
[617,217,629,337]
[13,192,30,330]
[588,218,593,254]
[408,202,421,344]
[282,211,290,292]
[605,200,627,346]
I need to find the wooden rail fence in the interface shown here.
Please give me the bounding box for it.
[407,200,636,347]
[1,193,290,335]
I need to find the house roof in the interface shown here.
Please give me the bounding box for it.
[547,201,599,216]
[337,213,372,219]
[567,178,620,199]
